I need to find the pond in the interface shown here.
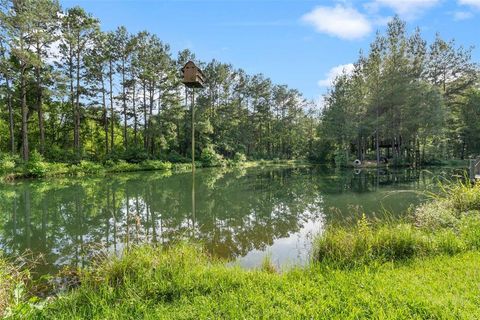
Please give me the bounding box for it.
[0,165,464,275]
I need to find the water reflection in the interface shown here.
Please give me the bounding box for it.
[0,166,460,274]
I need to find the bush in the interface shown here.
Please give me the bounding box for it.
[233,152,247,163]
[68,161,104,176]
[414,181,480,230]
[414,200,458,230]
[0,154,17,173]
[78,161,104,174]
[108,160,137,172]
[24,151,48,178]
[200,145,225,167]
[46,162,70,176]
[140,160,172,171]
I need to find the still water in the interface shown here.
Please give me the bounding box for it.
[0,165,462,275]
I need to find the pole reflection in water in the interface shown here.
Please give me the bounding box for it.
[192,170,196,237]
[0,166,460,276]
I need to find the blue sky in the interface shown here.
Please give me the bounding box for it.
[60,0,480,101]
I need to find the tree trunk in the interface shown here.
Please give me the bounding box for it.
[21,67,29,161]
[133,81,138,144]
[143,82,147,150]
[35,45,45,155]
[122,58,127,148]
[74,48,81,157]
[69,52,75,156]
[109,60,115,150]
[148,82,154,154]
[101,75,109,154]
[6,76,15,154]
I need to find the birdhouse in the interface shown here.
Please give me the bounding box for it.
[181,61,205,88]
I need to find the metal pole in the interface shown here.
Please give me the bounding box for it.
[191,88,195,173]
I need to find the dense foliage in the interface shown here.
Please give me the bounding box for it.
[0,0,317,164]
[318,17,480,166]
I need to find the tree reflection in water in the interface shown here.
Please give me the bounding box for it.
[0,166,453,275]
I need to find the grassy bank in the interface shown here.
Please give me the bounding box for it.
[3,181,480,319]
[314,180,480,267]
[0,152,308,182]
[5,246,480,319]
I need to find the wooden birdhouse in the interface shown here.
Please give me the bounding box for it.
[181,61,205,88]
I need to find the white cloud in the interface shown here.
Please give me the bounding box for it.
[318,63,355,87]
[372,0,440,18]
[453,10,474,20]
[302,5,372,40]
[458,0,480,9]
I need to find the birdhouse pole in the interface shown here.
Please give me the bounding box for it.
[191,88,195,173]
[181,61,205,173]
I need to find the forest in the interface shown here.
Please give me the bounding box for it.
[0,0,317,166]
[319,17,480,166]
[0,0,478,168]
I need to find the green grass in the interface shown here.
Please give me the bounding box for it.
[313,182,480,267]
[7,245,480,319]
[0,255,30,318]
[3,180,480,319]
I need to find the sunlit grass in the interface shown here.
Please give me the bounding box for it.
[7,245,480,319]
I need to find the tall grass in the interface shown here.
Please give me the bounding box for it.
[0,255,32,318]
[313,181,480,267]
[13,246,480,319]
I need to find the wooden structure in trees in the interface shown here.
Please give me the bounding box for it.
[181,61,205,88]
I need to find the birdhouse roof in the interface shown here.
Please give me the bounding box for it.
[181,61,205,77]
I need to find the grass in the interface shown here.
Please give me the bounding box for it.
[0,255,32,318]
[6,245,480,319]
[313,181,480,267]
[2,180,480,319]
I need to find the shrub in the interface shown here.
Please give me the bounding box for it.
[140,160,172,171]
[46,162,70,176]
[78,161,104,174]
[233,152,247,163]
[108,160,137,172]
[200,145,225,167]
[24,151,48,178]
[414,200,458,230]
[0,154,17,173]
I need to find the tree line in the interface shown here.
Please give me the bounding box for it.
[0,1,478,167]
[317,17,480,166]
[0,0,318,163]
